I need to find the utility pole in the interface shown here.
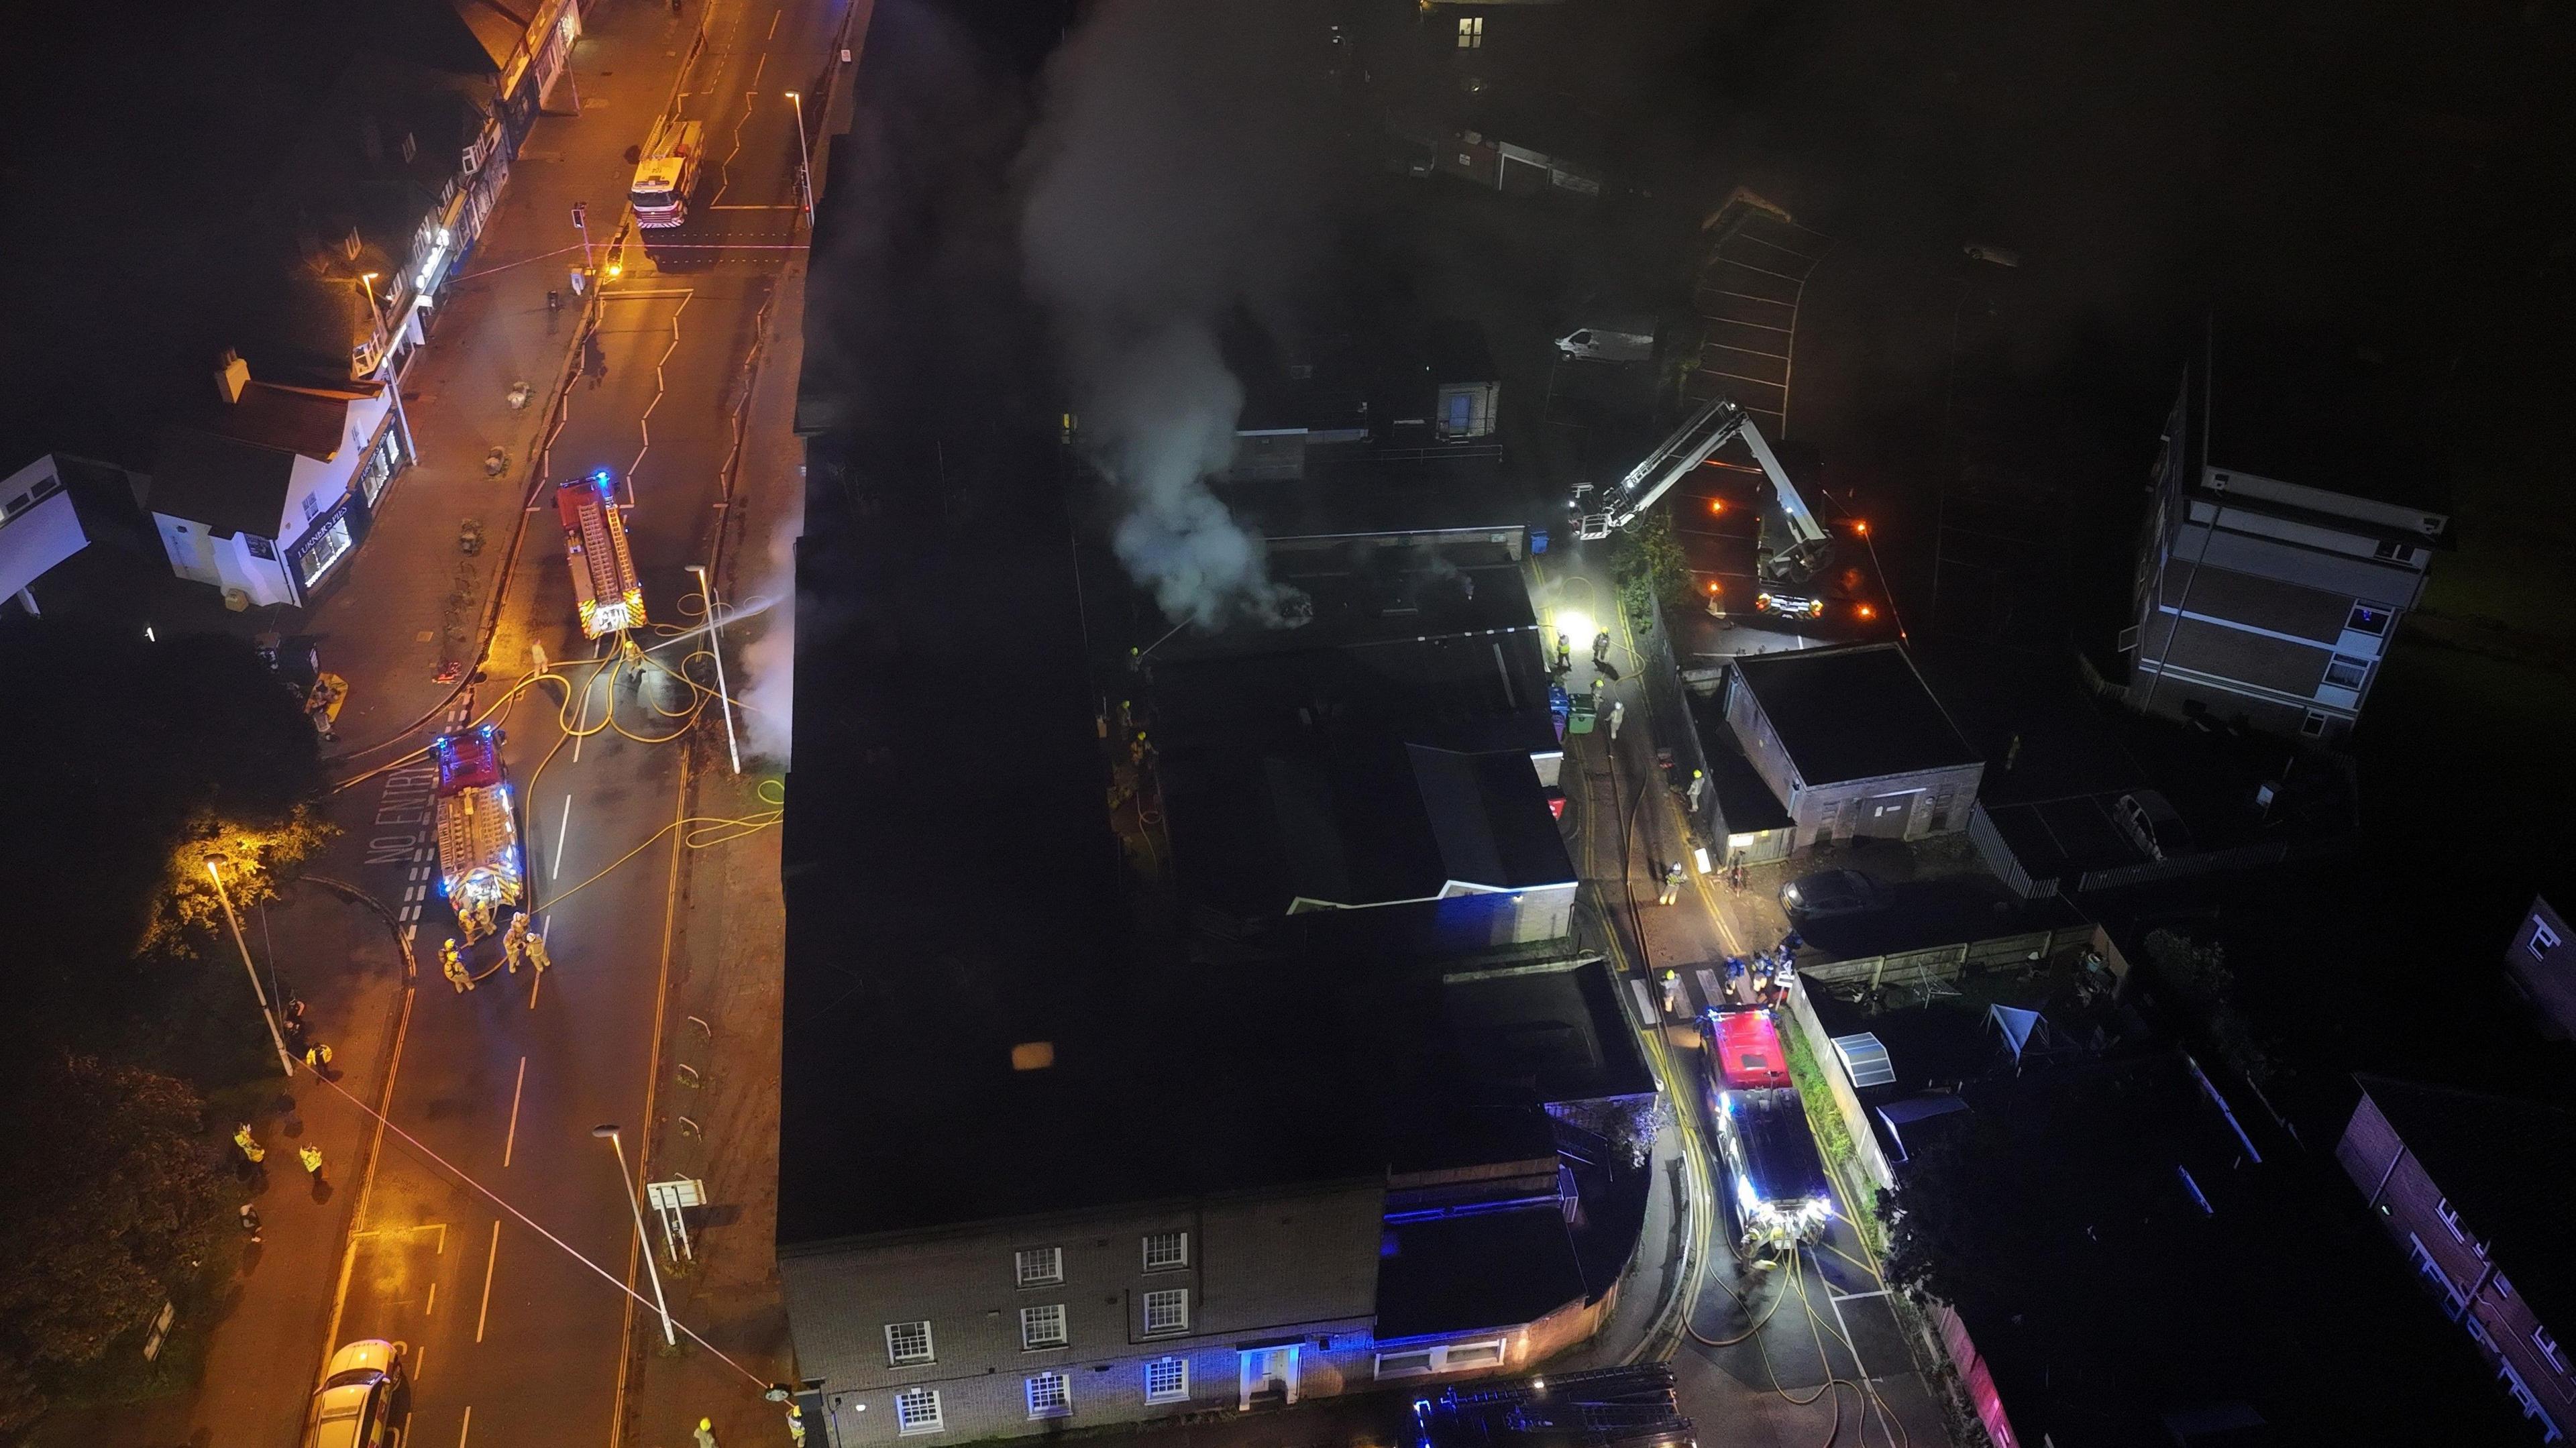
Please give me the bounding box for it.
[784,91,815,232]
[686,563,743,774]
[357,273,418,463]
[207,858,295,1076]
[594,1126,678,1345]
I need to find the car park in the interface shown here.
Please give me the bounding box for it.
[2112,789,2192,861]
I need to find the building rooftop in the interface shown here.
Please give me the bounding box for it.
[1690,699,1793,836]
[1375,1207,1589,1340]
[2197,325,2450,525]
[2355,1075,2576,1335]
[148,432,299,537]
[1734,643,1978,785]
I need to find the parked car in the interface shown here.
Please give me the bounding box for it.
[1778,869,1890,920]
[2112,790,2192,862]
[303,1339,405,1448]
[1554,325,1655,363]
[1754,590,1827,619]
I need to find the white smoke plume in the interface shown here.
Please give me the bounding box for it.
[1018,0,1327,629]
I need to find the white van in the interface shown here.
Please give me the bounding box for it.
[1555,325,1655,364]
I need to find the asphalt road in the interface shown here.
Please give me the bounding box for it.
[313,1,833,1445]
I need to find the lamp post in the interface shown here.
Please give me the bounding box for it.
[206,856,296,1076]
[593,1125,677,1345]
[356,272,419,463]
[684,563,743,775]
[784,91,815,231]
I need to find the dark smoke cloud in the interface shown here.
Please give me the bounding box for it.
[1019,0,1330,629]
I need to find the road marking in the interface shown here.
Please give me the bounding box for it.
[322,984,417,1355]
[767,8,780,36]
[554,793,575,879]
[412,1343,428,1384]
[426,1281,437,1317]
[476,1219,500,1343]
[611,748,692,1448]
[503,1056,527,1167]
[458,1404,472,1448]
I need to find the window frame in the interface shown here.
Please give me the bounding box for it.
[2436,1197,2469,1243]
[1142,1287,1190,1337]
[2322,654,2370,689]
[1142,1230,1189,1273]
[894,1386,944,1436]
[2533,922,2563,961]
[2347,601,2393,636]
[883,1320,936,1367]
[1026,1372,1071,1419]
[2537,1325,2568,1375]
[1456,15,1484,48]
[1144,1356,1190,1404]
[1015,1245,1064,1288]
[1020,1302,1068,1350]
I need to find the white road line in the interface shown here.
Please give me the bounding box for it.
[767,8,780,37]
[425,1281,437,1317]
[476,1219,500,1343]
[458,1404,472,1448]
[554,793,574,879]
[503,1057,527,1168]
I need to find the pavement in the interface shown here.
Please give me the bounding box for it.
[30,1,830,1445]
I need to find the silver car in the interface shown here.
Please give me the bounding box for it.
[302,1339,405,1448]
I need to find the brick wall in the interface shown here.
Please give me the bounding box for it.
[2338,1094,2575,1438]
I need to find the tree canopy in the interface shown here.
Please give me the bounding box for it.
[0,620,325,1011]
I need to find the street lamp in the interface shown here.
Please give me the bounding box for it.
[685,563,743,775]
[205,856,296,1076]
[784,91,815,231]
[592,1125,677,1345]
[356,273,419,464]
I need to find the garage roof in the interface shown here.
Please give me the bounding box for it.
[1735,643,1979,786]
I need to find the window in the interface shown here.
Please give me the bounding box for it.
[894,1387,943,1435]
[2538,1325,2569,1375]
[2496,1272,2517,1299]
[1142,1288,1189,1336]
[1376,1350,1436,1379]
[884,1321,934,1366]
[2299,710,2328,738]
[2533,922,2563,961]
[2437,1198,2469,1243]
[1456,15,1484,48]
[304,492,326,523]
[1144,1357,1190,1404]
[1026,1372,1071,1418]
[2322,655,2370,689]
[1142,1231,1189,1272]
[1444,1341,1505,1369]
[2347,602,2393,635]
[295,513,356,586]
[1020,1303,1067,1349]
[2374,538,2417,563]
[246,535,278,560]
[1016,1246,1063,1286]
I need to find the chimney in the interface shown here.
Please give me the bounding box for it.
[215,349,250,405]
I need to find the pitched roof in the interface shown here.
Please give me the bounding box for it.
[1735,643,1978,785]
[2357,1075,2576,1333]
[211,380,378,459]
[147,431,299,537]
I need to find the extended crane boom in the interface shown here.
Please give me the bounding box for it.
[1568,396,1834,585]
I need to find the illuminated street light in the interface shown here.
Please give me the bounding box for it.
[784,92,816,231]
[686,563,743,775]
[205,856,296,1076]
[593,1125,677,1345]
[355,272,419,463]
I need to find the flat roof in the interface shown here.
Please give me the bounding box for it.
[1375,1207,1589,1340]
[1690,695,1792,834]
[2200,326,2447,518]
[1734,644,1978,786]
